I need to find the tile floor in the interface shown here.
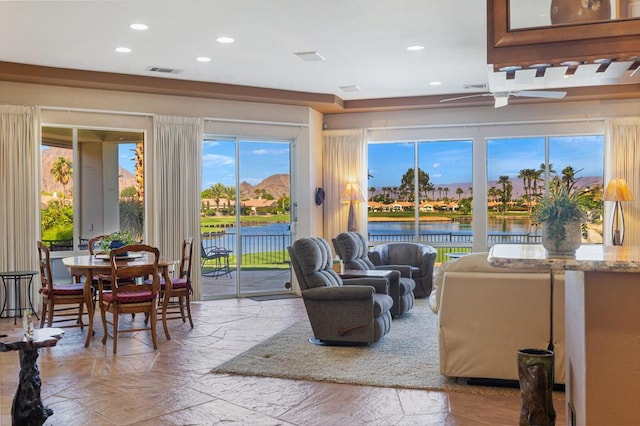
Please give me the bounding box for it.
[1,297,566,425]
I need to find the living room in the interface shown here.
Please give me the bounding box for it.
[1,1,640,424]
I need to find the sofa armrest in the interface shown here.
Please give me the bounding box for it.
[343,277,389,294]
[374,265,412,277]
[303,285,373,301]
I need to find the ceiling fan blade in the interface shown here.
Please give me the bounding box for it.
[440,93,491,103]
[512,90,567,99]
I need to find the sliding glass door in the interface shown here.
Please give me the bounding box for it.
[201,137,293,298]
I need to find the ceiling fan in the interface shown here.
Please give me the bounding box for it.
[440,90,567,108]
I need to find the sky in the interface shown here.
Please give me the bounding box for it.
[117,135,605,191]
[368,135,604,188]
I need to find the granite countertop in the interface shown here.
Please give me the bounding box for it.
[488,244,640,273]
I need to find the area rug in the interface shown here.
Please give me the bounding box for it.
[212,300,540,397]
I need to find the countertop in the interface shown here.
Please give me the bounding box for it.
[488,244,640,273]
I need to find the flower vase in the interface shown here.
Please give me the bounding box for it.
[542,221,582,257]
[109,241,128,257]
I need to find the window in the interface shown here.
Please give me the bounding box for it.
[40,126,145,252]
[487,134,604,246]
[368,140,473,261]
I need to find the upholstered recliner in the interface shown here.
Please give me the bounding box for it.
[368,241,438,298]
[288,237,393,345]
[333,232,415,317]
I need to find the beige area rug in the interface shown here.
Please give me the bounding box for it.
[212,300,529,397]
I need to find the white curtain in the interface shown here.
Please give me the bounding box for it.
[0,105,41,316]
[150,115,204,299]
[322,129,367,244]
[605,117,640,246]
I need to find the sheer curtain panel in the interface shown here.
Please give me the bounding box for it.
[322,129,367,243]
[605,117,640,246]
[0,105,41,316]
[150,115,203,299]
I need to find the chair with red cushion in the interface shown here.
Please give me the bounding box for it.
[37,241,91,329]
[98,244,160,354]
[160,238,194,328]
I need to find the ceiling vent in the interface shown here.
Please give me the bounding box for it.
[463,83,488,90]
[294,51,326,62]
[147,66,182,74]
[339,84,361,92]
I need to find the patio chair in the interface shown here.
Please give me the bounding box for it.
[201,242,231,278]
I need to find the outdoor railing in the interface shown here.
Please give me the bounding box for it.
[201,231,290,266]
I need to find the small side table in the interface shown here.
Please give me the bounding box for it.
[0,271,39,324]
[0,327,64,425]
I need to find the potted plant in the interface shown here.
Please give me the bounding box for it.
[533,182,586,256]
[100,230,135,253]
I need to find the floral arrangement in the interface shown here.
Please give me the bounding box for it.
[533,182,586,246]
[100,230,135,252]
[580,0,603,11]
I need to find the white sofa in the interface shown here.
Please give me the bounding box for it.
[429,252,565,384]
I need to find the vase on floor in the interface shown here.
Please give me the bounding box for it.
[518,348,556,426]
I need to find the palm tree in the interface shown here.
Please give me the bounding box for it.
[497,175,512,213]
[561,166,583,192]
[50,157,72,201]
[456,187,463,200]
[517,168,537,213]
[369,186,376,201]
[208,183,227,215]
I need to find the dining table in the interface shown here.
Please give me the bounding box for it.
[62,253,176,348]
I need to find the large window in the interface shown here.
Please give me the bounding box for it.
[487,135,604,246]
[368,140,473,262]
[40,126,145,252]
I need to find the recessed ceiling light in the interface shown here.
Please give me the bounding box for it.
[216,36,235,44]
[129,23,148,31]
[294,51,326,62]
[429,81,442,86]
[115,47,131,53]
[407,45,424,51]
[196,56,211,62]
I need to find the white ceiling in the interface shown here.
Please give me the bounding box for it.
[0,0,490,101]
[1,1,638,105]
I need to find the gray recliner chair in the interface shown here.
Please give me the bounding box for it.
[333,232,415,318]
[368,241,438,298]
[288,237,393,345]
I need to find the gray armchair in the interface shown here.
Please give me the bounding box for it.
[333,232,415,317]
[288,237,393,345]
[368,241,437,298]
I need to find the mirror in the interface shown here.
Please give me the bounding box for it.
[509,0,640,29]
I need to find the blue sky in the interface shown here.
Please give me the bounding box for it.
[368,136,604,188]
[118,135,604,190]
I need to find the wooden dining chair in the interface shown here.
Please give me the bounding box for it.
[98,244,160,354]
[146,238,194,331]
[37,241,91,329]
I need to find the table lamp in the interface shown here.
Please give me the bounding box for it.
[604,178,633,245]
[340,182,365,232]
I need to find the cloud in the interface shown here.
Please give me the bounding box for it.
[203,153,234,166]
[432,162,441,168]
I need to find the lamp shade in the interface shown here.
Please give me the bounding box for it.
[340,182,365,203]
[604,178,633,202]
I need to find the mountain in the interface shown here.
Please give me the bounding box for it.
[41,147,136,194]
[240,173,290,199]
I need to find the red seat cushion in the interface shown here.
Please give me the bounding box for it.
[102,290,155,304]
[40,283,84,296]
[144,277,190,290]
